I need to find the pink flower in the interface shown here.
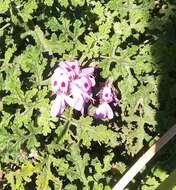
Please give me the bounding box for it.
[93,102,113,119]
[93,78,118,119]
[50,60,95,116]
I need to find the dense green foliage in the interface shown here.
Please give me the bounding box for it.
[0,0,176,189]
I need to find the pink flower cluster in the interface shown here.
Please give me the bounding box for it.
[50,60,95,116]
[50,60,118,119]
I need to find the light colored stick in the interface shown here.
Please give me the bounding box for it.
[113,124,176,190]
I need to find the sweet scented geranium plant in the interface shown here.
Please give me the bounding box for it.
[1,1,174,190]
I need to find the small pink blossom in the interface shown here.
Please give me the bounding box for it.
[93,78,118,119]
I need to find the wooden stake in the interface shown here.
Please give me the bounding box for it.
[113,124,176,190]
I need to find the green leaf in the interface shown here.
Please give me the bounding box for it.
[66,144,89,186]
[45,17,60,32]
[33,26,52,53]
[0,126,10,153]
[3,46,16,65]
[59,0,69,8]
[44,0,53,6]
[0,0,10,13]
[157,168,176,190]
[76,122,118,148]
[4,68,25,105]
[36,157,62,190]
[51,155,69,176]
[18,0,38,22]
[154,168,169,182]
[71,0,85,7]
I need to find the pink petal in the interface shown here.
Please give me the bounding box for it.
[58,75,69,93]
[59,60,80,78]
[54,67,66,75]
[104,103,114,119]
[64,84,85,112]
[73,76,91,92]
[51,70,61,88]
[89,76,96,87]
[93,103,113,119]
[93,103,106,119]
[80,107,84,115]
[59,61,68,70]
[66,60,80,72]
[80,68,95,86]
[51,68,69,92]
[50,95,66,117]
[65,94,84,111]
[72,82,91,103]
[102,87,113,103]
[81,67,94,75]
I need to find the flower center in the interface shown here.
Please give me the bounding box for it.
[84,82,89,88]
[61,82,66,87]
[71,65,76,70]
[105,93,109,97]
[67,67,71,72]
[54,81,57,86]
[75,75,79,80]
